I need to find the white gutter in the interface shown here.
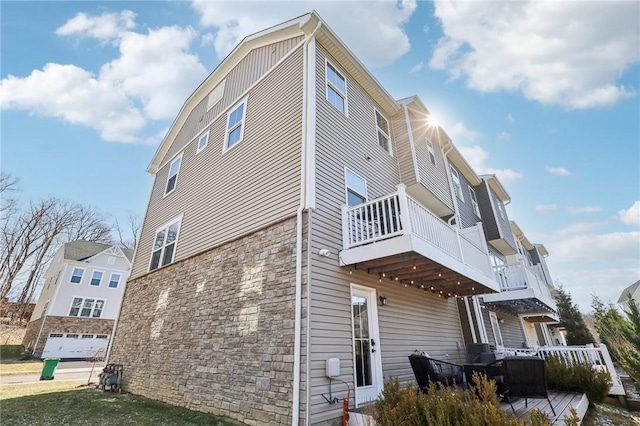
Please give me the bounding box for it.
[442,140,461,227]
[293,20,321,426]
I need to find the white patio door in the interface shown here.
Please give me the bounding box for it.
[351,284,383,406]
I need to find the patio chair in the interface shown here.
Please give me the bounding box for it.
[408,353,464,392]
[501,356,556,416]
[466,343,491,363]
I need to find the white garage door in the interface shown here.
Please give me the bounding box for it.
[41,333,109,359]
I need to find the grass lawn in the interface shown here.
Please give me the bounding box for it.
[0,360,43,376]
[0,382,244,425]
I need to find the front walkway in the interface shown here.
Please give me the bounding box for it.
[501,391,588,425]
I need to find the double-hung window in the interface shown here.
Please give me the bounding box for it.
[326,62,346,114]
[375,110,391,154]
[165,154,182,195]
[450,168,463,199]
[469,187,481,217]
[427,139,437,166]
[197,130,209,153]
[345,168,367,207]
[108,273,121,288]
[90,271,103,286]
[150,217,181,271]
[69,297,105,318]
[225,100,246,149]
[70,267,84,284]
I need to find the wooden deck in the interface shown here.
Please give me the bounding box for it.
[500,391,589,425]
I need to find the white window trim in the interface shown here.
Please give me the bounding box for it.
[469,187,481,217]
[163,153,183,197]
[325,59,348,117]
[148,214,183,272]
[90,270,105,287]
[69,267,85,285]
[196,129,209,153]
[489,311,504,347]
[223,98,248,152]
[427,138,437,166]
[68,296,105,318]
[344,167,368,207]
[107,272,121,289]
[374,108,392,156]
[450,168,463,200]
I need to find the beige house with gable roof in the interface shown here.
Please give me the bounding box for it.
[109,11,562,425]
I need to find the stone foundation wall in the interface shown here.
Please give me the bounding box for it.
[110,216,306,425]
[22,316,114,358]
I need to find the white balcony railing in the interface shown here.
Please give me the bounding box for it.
[503,344,624,396]
[342,185,493,278]
[492,262,556,310]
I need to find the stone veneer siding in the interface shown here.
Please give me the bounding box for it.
[22,316,115,358]
[109,216,306,425]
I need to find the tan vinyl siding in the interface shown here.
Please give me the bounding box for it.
[411,108,454,211]
[308,43,465,424]
[131,45,304,278]
[484,309,526,348]
[162,36,304,164]
[393,109,417,186]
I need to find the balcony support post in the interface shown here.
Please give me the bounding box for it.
[396,184,412,235]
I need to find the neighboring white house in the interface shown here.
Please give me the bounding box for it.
[617,279,640,312]
[22,241,133,359]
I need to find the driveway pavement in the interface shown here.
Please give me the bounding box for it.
[1,360,104,385]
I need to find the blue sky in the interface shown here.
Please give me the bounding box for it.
[2,1,639,312]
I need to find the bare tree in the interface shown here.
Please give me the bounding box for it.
[0,173,20,220]
[113,212,141,251]
[0,198,114,306]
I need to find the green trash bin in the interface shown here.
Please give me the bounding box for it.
[40,358,60,380]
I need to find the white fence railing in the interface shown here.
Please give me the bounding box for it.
[342,185,493,278]
[492,262,557,310]
[504,344,624,396]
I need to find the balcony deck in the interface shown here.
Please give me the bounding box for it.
[484,261,558,319]
[339,185,500,296]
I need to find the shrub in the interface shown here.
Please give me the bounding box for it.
[0,344,25,360]
[545,356,611,403]
[373,373,558,426]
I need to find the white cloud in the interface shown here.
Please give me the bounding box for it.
[1,13,207,144]
[191,0,417,67]
[619,200,640,226]
[552,221,609,237]
[535,204,557,214]
[507,113,514,123]
[499,131,511,141]
[447,121,479,142]
[410,62,423,73]
[55,10,136,42]
[430,1,640,109]
[551,231,640,266]
[567,206,602,214]
[100,26,206,120]
[457,145,523,184]
[201,32,215,47]
[1,63,145,143]
[546,166,572,176]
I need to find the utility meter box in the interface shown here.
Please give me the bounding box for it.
[326,358,340,378]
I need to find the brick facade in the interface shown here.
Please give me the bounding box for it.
[22,316,115,358]
[109,216,307,425]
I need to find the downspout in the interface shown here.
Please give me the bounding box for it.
[293,20,321,426]
[442,140,461,227]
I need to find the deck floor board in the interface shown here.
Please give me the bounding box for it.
[500,391,588,425]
